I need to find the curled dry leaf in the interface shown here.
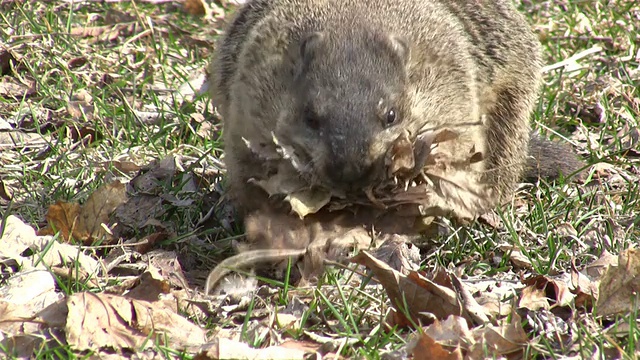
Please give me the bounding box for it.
[518,275,574,311]
[565,250,620,311]
[585,249,618,278]
[125,268,171,302]
[39,181,128,244]
[351,251,476,328]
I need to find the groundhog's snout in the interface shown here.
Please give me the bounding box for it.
[323,129,377,188]
[326,159,373,186]
[324,140,377,188]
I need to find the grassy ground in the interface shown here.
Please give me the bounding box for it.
[0,0,638,359]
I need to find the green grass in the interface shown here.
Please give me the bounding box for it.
[0,0,638,359]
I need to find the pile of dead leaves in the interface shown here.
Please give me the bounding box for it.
[249,129,495,225]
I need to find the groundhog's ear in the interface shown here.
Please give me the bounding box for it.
[388,34,410,64]
[300,32,325,60]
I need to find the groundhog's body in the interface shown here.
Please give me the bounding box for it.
[210,0,577,219]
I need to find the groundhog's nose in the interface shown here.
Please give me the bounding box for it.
[326,161,372,188]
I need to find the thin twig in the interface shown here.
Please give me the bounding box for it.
[542,45,603,73]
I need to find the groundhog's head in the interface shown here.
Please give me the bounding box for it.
[276,27,411,192]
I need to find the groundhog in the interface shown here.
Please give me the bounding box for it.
[208,0,583,229]
[204,0,587,293]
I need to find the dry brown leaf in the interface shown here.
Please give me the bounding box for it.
[0,131,47,150]
[449,275,491,325]
[102,160,142,173]
[70,23,138,42]
[0,179,13,202]
[0,48,20,75]
[386,130,416,176]
[0,115,10,129]
[1,214,42,259]
[585,249,618,278]
[38,201,81,239]
[175,70,210,105]
[409,332,463,360]
[114,194,165,233]
[570,261,598,310]
[420,315,475,351]
[1,299,68,357]
[596,248,640,317]
[518,275,574,311]
[183,0,209,16]
[129,155,177,193]
[0,270,58,336]
[286,188,333,219]
[125,268,171,302]
[0,334,48,358]
[351,251,471,328]
[145,249,189,289]
[468,311,529,359]
[66,98,95,122]
[67,56,88,69]
[133,231,170,254]
[249,164,333,219]
[50,266,99,287]
[370,234,420,275]
[40,181,128,244]
[554,222,578,239]
[466,278,519,318]
[278,339,322,355]
[194,337,309,360]
[1,215,99,276]
[565,250,619,311]
[0,76,36,98]
[498,244,533,270]
[477,211,502,229]
[275,313,299,330]
[103,8,137,23]
[65,292,207,352]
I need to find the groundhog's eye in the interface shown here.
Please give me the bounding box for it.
[385,108,398,126]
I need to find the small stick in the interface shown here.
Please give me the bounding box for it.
[204,248,307,295]
[541,45,602,73]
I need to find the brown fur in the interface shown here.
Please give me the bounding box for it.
[209,0,583,219]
